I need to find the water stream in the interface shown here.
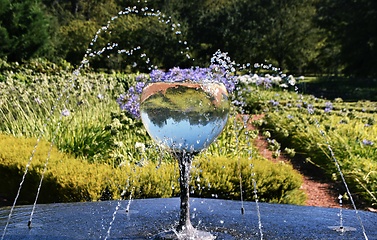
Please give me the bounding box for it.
[313,119,369,239]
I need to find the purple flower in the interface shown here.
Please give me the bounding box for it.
[256,77,272,89]
[61,109,70,117]
[269,100,279,106]
[118,66,236,119]
[136,74,149,82]
[362,139,374,146]
[324,102,333,113]
[116,82,146,118]
[307,104,314,114]
[135,82,145,94]
[151,66,235,92]
[162,67,184,82]
[150,70,165,82]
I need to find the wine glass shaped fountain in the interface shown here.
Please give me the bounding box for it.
[139,70,230,239]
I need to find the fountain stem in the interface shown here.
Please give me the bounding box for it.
[176,151,195,234]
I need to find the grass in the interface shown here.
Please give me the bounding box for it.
[1,65,376,207]
[0,71,128,162]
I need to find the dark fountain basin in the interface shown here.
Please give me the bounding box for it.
[1,198,376,239]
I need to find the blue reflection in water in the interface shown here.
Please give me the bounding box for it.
[141,111,228,153]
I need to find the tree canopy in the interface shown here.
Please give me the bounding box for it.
[0,0,376,77]
[0,0,56,61]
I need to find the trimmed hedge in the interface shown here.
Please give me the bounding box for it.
[0,134,117,204]
[0,134,306,205]
[191,156,306,204]
[0,134,177,204]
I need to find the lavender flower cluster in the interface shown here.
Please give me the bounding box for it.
[324,102,333,113]
[237,73,299,89]
[117,66,236,118]
[362,139,374,146]
[149,66,236,92]
[117,81,146,118]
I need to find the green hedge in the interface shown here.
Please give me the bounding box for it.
[0,134,117,204]
[191,156,306,204]
[0,134,306,205]
[0,134,177,204]
[261,111,377,206]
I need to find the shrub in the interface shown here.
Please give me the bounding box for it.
[0,134,306,205]
[0,134,115,204]
[0,134,178,204]
[191,156,306,205]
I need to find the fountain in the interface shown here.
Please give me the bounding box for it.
[1,3,377,240]
[1,198,377,239]
[139,77,230,239]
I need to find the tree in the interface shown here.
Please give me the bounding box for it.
[0,0,57,62]
[257,0,320,73]
[173,0,320,73]
[317,0,377,77]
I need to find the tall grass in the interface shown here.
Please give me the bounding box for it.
[0,69,257,166]
[0,71,128,161]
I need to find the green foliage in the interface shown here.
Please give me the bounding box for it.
[0,0,376,77]
[91,9,188,71]
[57,19,101,65]
[0,0,57,62]
[103,111,158,166]
[243,85,377,207]
[0,68,308,206]
[0,134,305,205]
[0,134,114,203]
[207,113,259,158]
[0,133,178,203]
[301,76,377,101]
[191,156,306,205]
[0,58,73,77]
[316,0,377,77]
[0,68,128,163]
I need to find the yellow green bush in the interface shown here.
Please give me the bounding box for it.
[191,156,306,205]
[0,134,113,204]
[0,134,306,205]
[0,134,176,204]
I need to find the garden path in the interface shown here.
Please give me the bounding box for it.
[246,114,342,208]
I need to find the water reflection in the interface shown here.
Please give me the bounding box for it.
[140,82,230,153]
[140,111,228,153]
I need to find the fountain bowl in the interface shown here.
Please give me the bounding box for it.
[1,198,376,239]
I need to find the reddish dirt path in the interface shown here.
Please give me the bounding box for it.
[244,114,342,208]
[253,132,341,208]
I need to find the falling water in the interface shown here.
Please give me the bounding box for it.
[252,178,263,240]
[104,201,122,240]
[336,195,345,232]
[1,80,75,240]
[313,120,369,239]
[230,61,265,239]
[0,137,40,240]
